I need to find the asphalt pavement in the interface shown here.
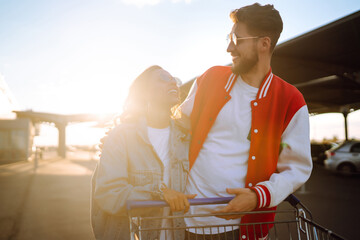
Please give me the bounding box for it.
[0,151,97,240]
[279,164,360,240]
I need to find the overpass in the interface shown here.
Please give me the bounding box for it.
[13,111,115,158]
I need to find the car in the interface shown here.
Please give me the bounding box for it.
[324,140,360,175]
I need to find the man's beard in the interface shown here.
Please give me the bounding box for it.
[231,48,259,75]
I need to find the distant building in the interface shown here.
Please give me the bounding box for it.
[0,73,18,119]
[0,74,34,163]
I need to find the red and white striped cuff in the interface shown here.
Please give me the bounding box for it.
[250,185,271,209]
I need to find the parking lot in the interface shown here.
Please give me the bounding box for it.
[283,163,360,240]
[1,152,359,240]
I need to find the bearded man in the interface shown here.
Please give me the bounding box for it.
[180,3,312,240]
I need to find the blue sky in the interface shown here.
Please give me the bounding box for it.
[1,0,360,142]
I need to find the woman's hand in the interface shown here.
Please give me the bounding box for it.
[97,128,112,157]
[163,188,196,213]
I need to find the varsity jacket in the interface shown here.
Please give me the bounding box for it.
[183,66,312,239]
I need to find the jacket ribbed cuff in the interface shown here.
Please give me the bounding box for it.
[250,185,271,209]
[151,182,165,200]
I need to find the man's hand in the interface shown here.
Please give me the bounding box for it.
[163,188,197,213]
[212,188,257,220]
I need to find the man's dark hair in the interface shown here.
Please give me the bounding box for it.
[230,3,283,52]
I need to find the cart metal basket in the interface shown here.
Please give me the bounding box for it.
[127,195,345,240]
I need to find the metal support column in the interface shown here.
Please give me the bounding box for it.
[56,122,67,158]
[342,111,349,141]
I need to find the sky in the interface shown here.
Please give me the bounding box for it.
[1,0,360,143]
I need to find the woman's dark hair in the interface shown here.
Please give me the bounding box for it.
[230,3,283,52]
[119,65,163,123]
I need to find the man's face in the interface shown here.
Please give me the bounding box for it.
[227,22,259,75]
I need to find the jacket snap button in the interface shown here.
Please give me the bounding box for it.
[248,183,253,187]
[254,129,258,133]
[254,102,258,106]
[242,235,246,239]
[252,156,256,160]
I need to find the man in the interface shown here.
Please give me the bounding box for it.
[180,3,312,240]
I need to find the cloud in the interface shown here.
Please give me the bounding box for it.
[121,0,192,7]
[121,0,162,7]
[171,0,192,3]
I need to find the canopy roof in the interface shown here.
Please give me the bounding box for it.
[271,10,360,114]
[13,111,114,125]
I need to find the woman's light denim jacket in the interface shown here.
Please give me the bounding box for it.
[91,118,190,240]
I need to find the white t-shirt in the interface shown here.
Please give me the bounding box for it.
[182,76,258,234]
[147,126,172,240]
[147,126,171,185]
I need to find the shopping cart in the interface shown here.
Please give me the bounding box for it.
[126,194,345,240]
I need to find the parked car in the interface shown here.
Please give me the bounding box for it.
[324,140,360,175]
[311,143,333,165]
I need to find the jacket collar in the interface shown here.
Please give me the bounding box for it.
[256,68,274,100]
[223,68,274,100]
[224,73,237,93]
[136,117,151,145]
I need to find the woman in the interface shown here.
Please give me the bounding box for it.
[91,65,194,240]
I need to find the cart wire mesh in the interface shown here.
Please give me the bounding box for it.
[127,195,345,240]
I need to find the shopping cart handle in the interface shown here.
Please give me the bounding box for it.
[127,195,301,211]
[189,197,234,206]
[285,194,300,207]
[127,197,234,211]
